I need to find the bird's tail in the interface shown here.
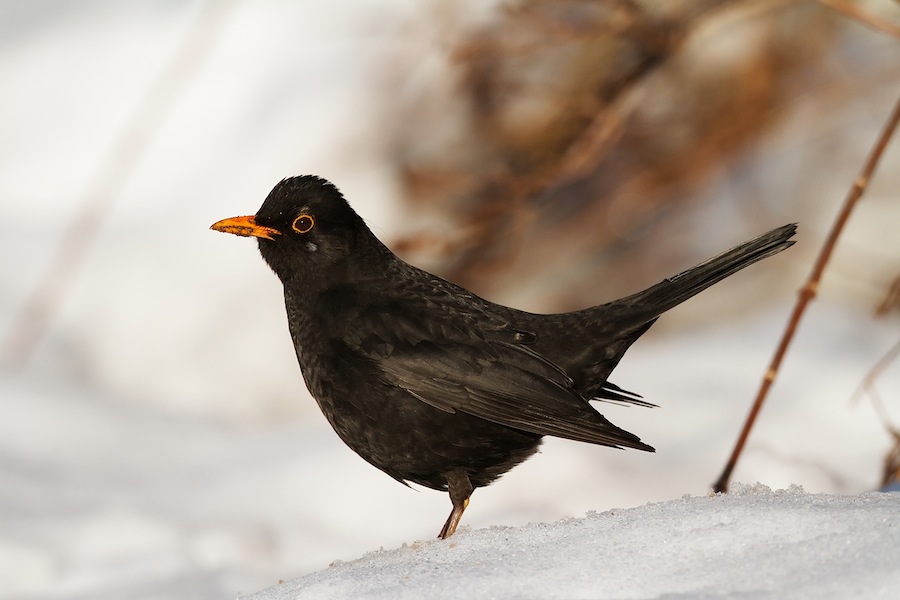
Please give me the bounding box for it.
[604,223,797,326]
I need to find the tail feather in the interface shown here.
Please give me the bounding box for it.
[551,223,796,399]
[610,223,796,323]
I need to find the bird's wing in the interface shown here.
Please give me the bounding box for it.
[346,307,653,452]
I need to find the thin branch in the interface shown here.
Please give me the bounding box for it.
[712,90,900,493]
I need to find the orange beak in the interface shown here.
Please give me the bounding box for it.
[210,215,280,241]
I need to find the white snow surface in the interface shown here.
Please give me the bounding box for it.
[245,484,900,600]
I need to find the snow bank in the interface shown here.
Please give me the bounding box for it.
[244,484,900,600]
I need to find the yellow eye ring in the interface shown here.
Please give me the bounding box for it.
[292,214,314,234]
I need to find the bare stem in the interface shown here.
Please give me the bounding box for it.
[712,91,900,493]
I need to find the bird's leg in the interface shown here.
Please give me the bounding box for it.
[438,469,473,539]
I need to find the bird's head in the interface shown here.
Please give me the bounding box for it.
[211,176,372,287]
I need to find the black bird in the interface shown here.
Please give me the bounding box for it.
[211,175,795,538]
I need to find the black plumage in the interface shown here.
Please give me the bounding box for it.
[211,175,796,538]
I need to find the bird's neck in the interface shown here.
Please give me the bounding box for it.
[280,234,397,323]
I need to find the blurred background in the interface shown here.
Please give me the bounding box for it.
[1,0,899,598]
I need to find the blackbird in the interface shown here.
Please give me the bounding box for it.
[211,175,796,538]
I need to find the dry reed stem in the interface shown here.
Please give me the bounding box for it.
[712,91,900,493]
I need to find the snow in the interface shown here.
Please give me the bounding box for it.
[1,2,899,600]
[244,484,900,600]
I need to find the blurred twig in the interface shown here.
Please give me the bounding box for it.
[712,90,900,494]
[398,0,841,302]
[1,0,237,368]
[850,338,900,421]
[851,342,900,488]
[875,275,900,317]
[850,278,900,489]
[819,0,900,40]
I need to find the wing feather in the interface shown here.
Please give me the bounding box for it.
[348,304,653,451]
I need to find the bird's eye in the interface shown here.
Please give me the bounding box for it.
[292,214,314,234]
